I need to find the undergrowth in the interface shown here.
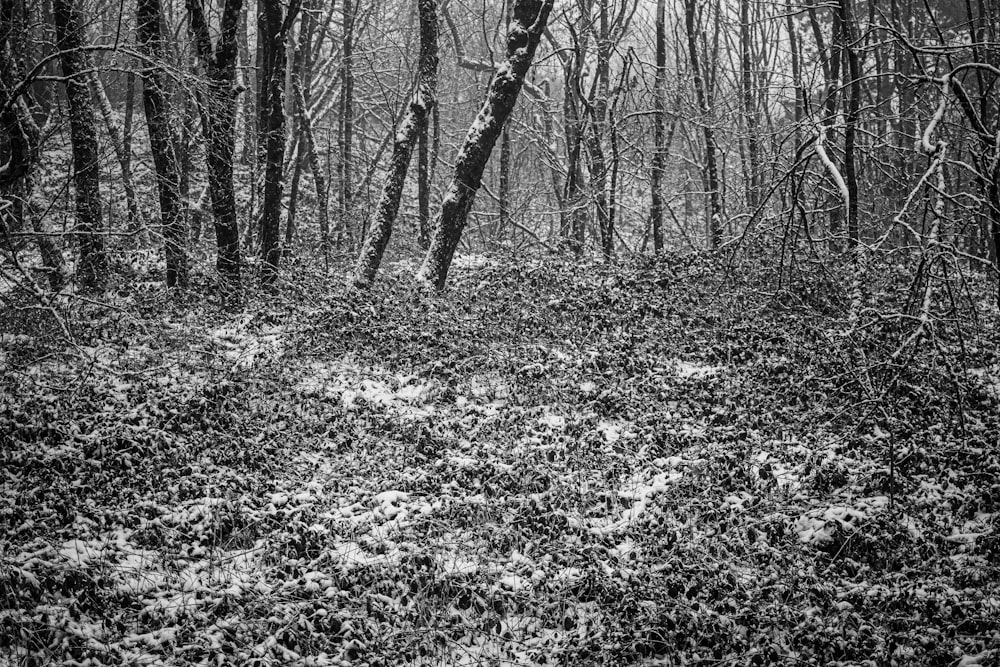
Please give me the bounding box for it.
[1,251,998,666]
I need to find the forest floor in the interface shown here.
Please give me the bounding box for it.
[1,250,999,666]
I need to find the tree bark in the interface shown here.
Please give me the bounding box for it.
[0,2,65,290]
[257,0,299,284]
[417,100,431,249]
[739,0,759,208]
[683,0,722,249]
[87,71,140,230]
[416,0,554,290]
[53,0,107,291]
[649,0,666,252]
[292,77,330,250]
[338,0,355,248]
[498,126,511,245]
[137,0,187,287]
[587,0,613,259]
[840,0,860,248]
[187,0,243,283]
[352,0,438,287]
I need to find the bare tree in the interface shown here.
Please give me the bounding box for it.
[416,0,554,289]
[649,0,667,252]
[87,72,140,231]
[53,0,107,291]
[683,0,722,249]
[137,0,187,287]
[0,0,64,290]
[187,0,243,283]
[338,0,355,248]
[352,0,438,287]
[257,0,300,284]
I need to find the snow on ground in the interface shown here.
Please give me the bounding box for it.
[296,358,438,418]
[208,316,286,370]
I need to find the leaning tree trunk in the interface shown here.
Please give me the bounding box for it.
[352,0,438,287]
[53,0,107,291]
[416,0,554,290]
[187,0,243,283]
[257,0,299,284]
[137,0,187,287]
[88,71,140,230]
[292,78,330,249]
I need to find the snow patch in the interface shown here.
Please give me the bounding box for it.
[296,359,436,419]
[671,359,724,379]
[208,318,285,370]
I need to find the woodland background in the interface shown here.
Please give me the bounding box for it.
[1,0,1000,665]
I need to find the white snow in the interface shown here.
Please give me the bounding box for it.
[672,359,724,379]
[538,413,566,429]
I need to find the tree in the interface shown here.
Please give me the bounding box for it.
[739,0,760,208]
[649,0,667,252]
[839,0,860,249]
[53,0,107,291]
[338,0,355,248]
[416,0,554,289]
[683,0,722,249]
[187,0,243,283]
[87,71,140,232]
[257,0,300,284]
[0,0,64,290]
[352,0,438,287]
[137,0,187,287]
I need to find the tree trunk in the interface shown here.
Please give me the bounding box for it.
[416,0,554,290]
[0,4,65,289]
[137,0,187,287]
[352,0,438,287]
[809,0,843,248]
[338,0,355,248]
[257,0,299,284]
[238,3,255,165]
[841,0,860,249]
[87,71,140,231]
[739,0,759,208]
[417,102,431,249]
[292,77,330,250]
[684,0,722,249]
[53,0,107,291]
[285,132,303,250]
[591,0,612,258]
[498,127,511,245]
[649,0,666,252]
[187,0,243,283]
[555,19,589,255]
